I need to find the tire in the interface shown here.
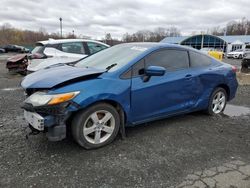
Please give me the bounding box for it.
[71,103,120,149]
[206,87,227,115]
[239,54,242,59]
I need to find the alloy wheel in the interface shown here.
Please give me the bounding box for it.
[83,110,115,144]
[212,91,226,114]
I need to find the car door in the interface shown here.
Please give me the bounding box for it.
[130,48,199,123]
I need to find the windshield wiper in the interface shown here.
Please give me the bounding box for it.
[105,63,117,71]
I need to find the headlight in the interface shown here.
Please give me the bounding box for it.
[25,91,80,106]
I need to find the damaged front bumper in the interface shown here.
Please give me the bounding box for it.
[22,102,78,141]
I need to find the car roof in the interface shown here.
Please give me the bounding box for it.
[115,42,191,51]
[37,38,110,47]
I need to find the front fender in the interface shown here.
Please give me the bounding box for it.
[75,92,131,117]
[50,78,131,121]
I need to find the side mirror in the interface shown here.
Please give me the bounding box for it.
[145,66,166,77]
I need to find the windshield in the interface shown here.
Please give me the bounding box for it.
[75,44,149,71]
[31,45,45,54]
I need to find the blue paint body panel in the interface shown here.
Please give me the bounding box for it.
[21,43,238,127]
[21,64,105,89]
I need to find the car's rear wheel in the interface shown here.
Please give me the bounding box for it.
[72,103,120,149]
[206,87,227,115]
[239,54,243,59]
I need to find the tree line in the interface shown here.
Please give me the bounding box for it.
[0,23,180,46]
[0,18,250,46]
[100,27,181,46]
[0,23,76,46]
[210,17,250,36]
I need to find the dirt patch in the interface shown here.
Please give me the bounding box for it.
[237,72,250,85]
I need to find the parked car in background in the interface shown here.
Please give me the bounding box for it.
[27,39,109,72]
[227,49,245,59]
[200,48,224,61]
[241,54,250,72]
[2,44,29,53]
[21,43,238,149]
[0,48,5,53]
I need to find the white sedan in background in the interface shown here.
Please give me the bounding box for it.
[27,39,109,72]
[226,49,245,59]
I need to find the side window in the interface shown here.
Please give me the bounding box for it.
[120,69,132,79]
[132,59,145,77]
[145,49,189,71]
[45,44,60,51]
[120,59,144,79]
[61,42,85,54]
[87,42,108,55]
[189,51,212,67]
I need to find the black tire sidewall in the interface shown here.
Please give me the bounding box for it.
[207,87,227,115]
[72,103,120,149]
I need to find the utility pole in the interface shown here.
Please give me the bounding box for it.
[72,30,74,38]
[59,17,62,38]
[201,32,204,49]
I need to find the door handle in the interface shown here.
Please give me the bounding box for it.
[185,74,192,80]
[185,74,192,78]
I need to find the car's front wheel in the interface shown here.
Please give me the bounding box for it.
[72,103,120,149]
[206,87,227,115]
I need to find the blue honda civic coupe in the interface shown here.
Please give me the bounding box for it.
[21,43,238,149]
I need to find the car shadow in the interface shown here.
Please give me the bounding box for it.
[36,111,209,153]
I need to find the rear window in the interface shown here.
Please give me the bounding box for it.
[87,42,108,55]
[189,51,212,67]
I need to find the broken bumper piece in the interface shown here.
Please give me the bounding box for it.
[22,103,73,141]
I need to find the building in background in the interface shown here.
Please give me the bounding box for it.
[161,34,250,53]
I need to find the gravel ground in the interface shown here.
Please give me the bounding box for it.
[223,57,243,70]
[0,55,250,187]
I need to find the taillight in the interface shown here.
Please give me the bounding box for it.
[231,66,237,73]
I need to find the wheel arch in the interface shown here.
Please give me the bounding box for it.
[215,84,230,100]
[67,99,128,140]
[93,99,127,124]
[73,99,128,124]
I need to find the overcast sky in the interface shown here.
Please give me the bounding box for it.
[0,0,249,39]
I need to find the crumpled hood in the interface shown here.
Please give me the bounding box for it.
[7,54,27,62]
[21,64,106,89]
